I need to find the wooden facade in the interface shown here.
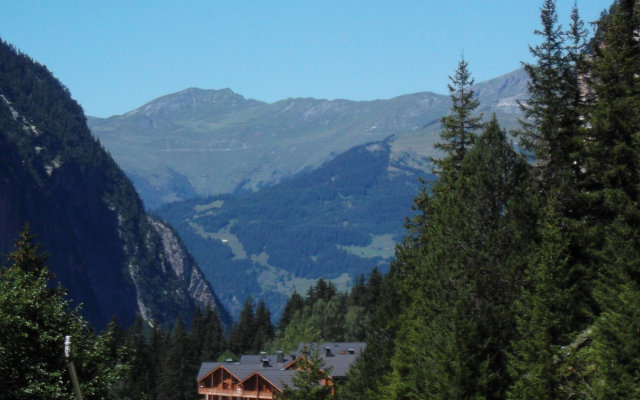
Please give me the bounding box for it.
[198,366,283,400]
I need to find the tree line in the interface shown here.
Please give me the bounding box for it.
[0,225,382,400]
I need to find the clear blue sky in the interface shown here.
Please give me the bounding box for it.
[0,0,610,118]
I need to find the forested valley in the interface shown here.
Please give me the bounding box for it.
[2,0,640,399]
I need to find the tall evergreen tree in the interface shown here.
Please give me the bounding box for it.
[581,0,640,396]
[147,323,169,400]
[0,227,123,400]
[519,0,568,174]
[158,317,195,400]
[384,117,531,400]
[508,196,576,400]
[229,297,256,354]
[252,300,275,352]
[192,305,225,362]
[432,56,484,172]
[276,347,335,400]
[278,291,304,333]
[120,316,154,400]
[7,223,48,273]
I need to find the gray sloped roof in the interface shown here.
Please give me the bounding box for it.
[197,362,223,381]
[198,361,295,382]
[297,342,365,378]
[298,342,365,356]
[239,353,295,366]
[257,369,296,390]
[323,353,360,377]
[198,342,365,385]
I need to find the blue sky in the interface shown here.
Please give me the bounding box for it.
[0,1,610,118]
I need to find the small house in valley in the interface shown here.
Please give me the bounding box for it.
[197,342,365,400]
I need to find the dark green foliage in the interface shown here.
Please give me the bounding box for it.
[276,347,335,400]
[341,2,640,399]
[305,279,337,306]
[508,197,575,399]
[229,297,257,354]
[278,291,304,332]
[119,317,155,400]
[433,56,484,172]
[519,0,569,168]
[158,318,195,400]
[581,1,640,397]
[0,227,123,400]
[384,117,531,400]
[0,229,227,400]
[253,300,275,352]
[0,230,227,400]
[6,223,49,273]
[191,306,226,362]
[518,0,589,195]
[271,273,383,354]
[340,258,413,400]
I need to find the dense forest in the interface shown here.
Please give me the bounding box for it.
[157,139,428,317]
[0,229,377,400]
[338,1,640,398]
[2,0,639,399]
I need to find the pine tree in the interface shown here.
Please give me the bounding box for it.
[192,305,225,362]
[0,239,78,399]
[229,297,256,354]
[158,317,195,400]
[276,347,334,400]
[147,323,169,400]
[582,0,640,396]
[432,56,484,172]
[121,316,154,400]
[278,291,304,333]
[385,117,531,400]
[252,300,275,352]
[519,0,567,172]
[0,227,123,400]
[508,196,576,400]
[345,62,489,400]
[342,239,425,400]
[7,223,48,273]
[81,317,131,400]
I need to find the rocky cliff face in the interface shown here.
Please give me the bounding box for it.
[147,216,222,311]
[0,39,229,329]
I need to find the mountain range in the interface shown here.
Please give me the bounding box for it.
[0,39,230,329]
[88,69,528,317]
[88,68,527,210]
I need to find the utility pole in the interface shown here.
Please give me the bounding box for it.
[64,336,84,400]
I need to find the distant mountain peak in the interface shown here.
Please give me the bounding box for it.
[124,87,262,118]
[89,68,527,208]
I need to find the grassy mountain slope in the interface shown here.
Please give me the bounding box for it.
[88,68,527,209]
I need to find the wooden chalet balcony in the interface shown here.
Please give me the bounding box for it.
[240,390,274,399]
[198,387,274,399]
[198,387,242,397]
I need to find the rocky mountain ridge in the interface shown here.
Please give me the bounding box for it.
[88,68,528,209]
[0,39,229,329]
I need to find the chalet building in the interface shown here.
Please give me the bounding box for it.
[197,342,365,400]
